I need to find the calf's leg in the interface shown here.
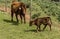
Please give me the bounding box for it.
[43,24,47,31]
[36,26,39,32]
[38,25,41,31]
[36,25,40,32]
[49,24,51,31]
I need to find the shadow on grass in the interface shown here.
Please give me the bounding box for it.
[3,19,19,25]
[24,30,42,33]
[25,29,36,32]
[24,29,44,32]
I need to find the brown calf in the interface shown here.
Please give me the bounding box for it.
[29,17,52,32]
[11,2,26,23]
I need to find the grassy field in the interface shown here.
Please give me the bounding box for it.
[0,0,60,39]
[0,11,60,39]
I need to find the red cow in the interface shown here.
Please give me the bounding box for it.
[11,2,26,23]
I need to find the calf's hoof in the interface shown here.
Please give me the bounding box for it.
[38,30,41,32]
[17,21,19,23]
[36,30,39,32]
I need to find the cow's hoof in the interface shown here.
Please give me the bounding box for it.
[11,20,13,22]
[24,21,26,24]
[24,22,26,24]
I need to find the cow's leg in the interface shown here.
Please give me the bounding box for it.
[24,15,26,23]
[15,14,19,23]
[20,15,23,23]
[22,6,26,24]
[43,24,47,31]
[22,14,26,24]
[11,11,14,21]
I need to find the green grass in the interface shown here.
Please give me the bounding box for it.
[0,11,60,39]
[0,0,60,39]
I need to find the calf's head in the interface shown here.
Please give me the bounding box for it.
[29,20,33,26]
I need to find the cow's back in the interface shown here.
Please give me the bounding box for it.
[11,2,26,14]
